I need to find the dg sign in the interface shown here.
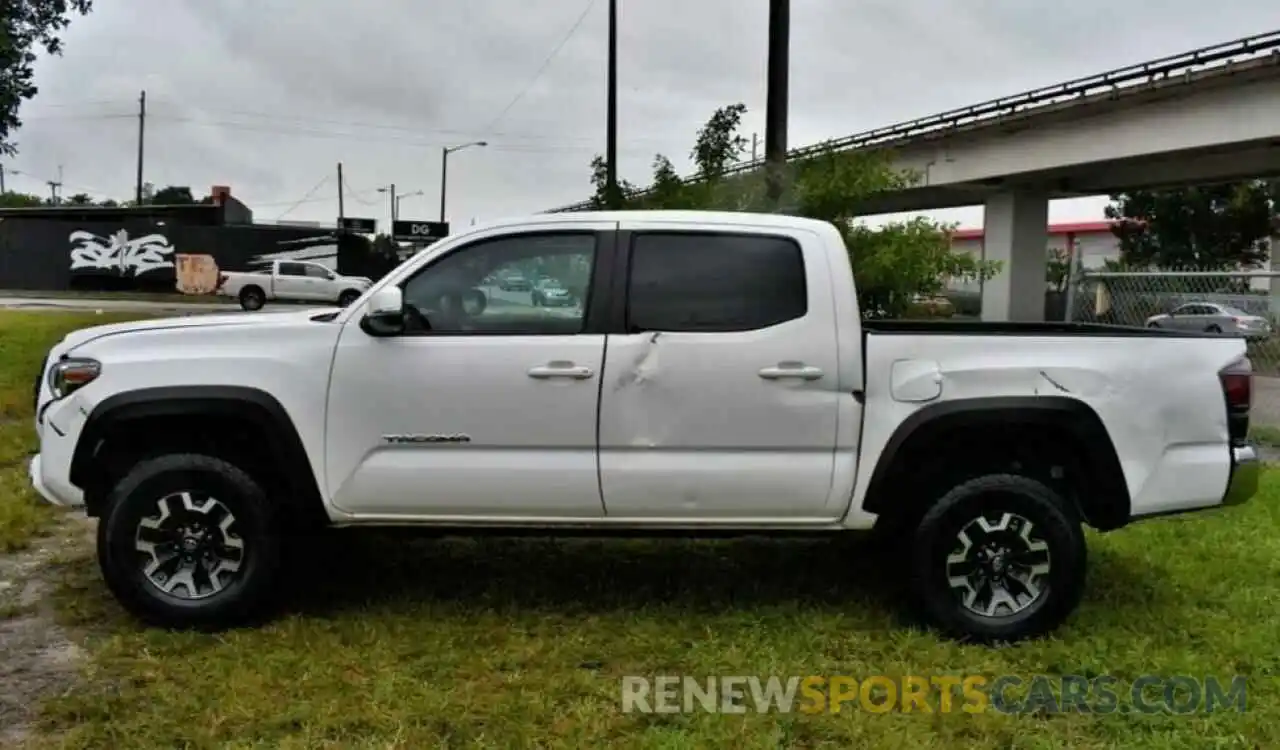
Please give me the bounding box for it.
[392,220,449,242]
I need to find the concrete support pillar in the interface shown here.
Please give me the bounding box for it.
[981,190,1050,322]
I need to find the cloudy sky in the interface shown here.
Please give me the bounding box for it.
[8,0,1278,231]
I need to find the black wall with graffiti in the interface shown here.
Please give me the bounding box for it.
[0,217,379,292]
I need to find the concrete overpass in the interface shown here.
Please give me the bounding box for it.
[550,30,1280,321]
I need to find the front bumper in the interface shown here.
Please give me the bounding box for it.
[28,454,78,507]
[1222,443,1261,507]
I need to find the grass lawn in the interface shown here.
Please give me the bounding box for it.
[0,310,1278,748]
[1249,424,1280,448]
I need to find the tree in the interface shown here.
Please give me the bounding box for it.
[1,1,94,155]
[151,185,197,205]
[586,155,635,210]
[63,192,94,205]
[691,102,748,181]
[645,155,691,208]
[0,191,43,208]
[588,103,1000,318]
[1046,246,1070,293]
[1105,181,1276,270]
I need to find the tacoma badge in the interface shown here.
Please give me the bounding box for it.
[382,434,471,444]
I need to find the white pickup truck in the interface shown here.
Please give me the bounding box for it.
[216,259,373,311]
[28,211,1260,643]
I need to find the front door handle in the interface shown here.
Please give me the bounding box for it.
[528,361,595,380]
[758,363,824,381]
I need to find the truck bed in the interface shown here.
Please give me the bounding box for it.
[860,316,1248,522]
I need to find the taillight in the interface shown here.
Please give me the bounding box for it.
[1220,357,1252,443]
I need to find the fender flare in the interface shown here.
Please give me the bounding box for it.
[861,395,1131,530]
[69,385,325,522]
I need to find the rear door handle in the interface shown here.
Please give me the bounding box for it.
[528,361,595,380]
[758,363,824,381]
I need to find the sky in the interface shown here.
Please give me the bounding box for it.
[7,0,1278,232]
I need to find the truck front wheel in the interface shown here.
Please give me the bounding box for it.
[908,473,1086,643]
[96,453,284,630]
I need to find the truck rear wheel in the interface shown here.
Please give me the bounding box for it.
[907,473,1086,643]
[239,286,265,311]
[96,453,284,630]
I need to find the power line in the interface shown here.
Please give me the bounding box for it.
[138,114,658,153]
[24,97,650,146]
[480,0,600,133]
[20,94,682,154]
[341,176,379,206]
[254,187,381,208]
[23,98,130,108]
[273,174,332,220]
[29,109,658,153]
[21,113,135,122]
[2,167,111,200]
[146,98,612,143]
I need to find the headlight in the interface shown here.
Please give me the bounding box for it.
[48,357,101,400]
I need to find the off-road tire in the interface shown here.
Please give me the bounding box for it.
[97,453,284,630]
[908,473,1086,643]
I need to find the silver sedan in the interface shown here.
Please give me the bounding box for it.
[1145,302,1273,340]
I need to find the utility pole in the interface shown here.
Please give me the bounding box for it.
[604,0,619,208]
[0,165,6,193]
[336,162,345,226]
[764,0,790,208]
[751,132,759,161]
[135,90,146,205]
[389,182,396,224]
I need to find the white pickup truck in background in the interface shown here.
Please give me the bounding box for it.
[216,259,373,310]
[28,210,1260,643]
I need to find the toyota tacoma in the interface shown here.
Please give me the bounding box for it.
[28,211,1260,642]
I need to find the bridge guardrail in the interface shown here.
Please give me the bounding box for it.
[550,29,1280,213]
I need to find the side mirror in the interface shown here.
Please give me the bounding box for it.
[360,286,405,337]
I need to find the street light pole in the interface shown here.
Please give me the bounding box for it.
[377,184,397,224]
[439,148,447,222]
[395,190,424,219]
[440,141,487,223]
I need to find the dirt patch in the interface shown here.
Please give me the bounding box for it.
[0,514,93,747]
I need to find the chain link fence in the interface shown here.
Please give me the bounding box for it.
[1064,267,1280,375]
